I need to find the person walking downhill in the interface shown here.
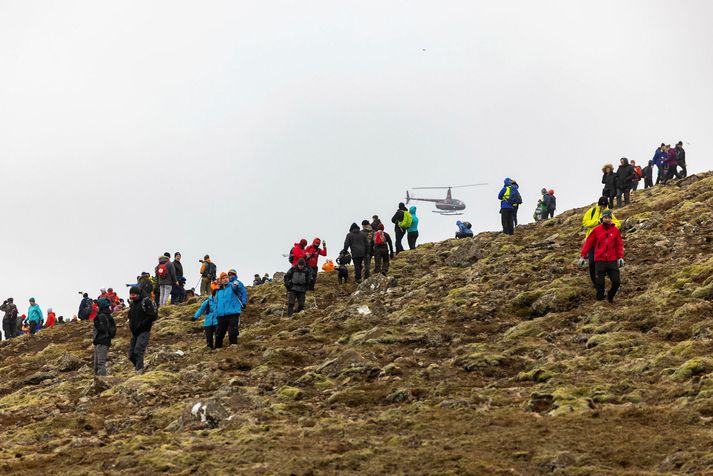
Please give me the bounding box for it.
[391,203,409,254]
[373,224,395,276]
[343,223,370,283]
[199,255,217,296]
[497,178,521,235]
[213,271,247,347]
[579,209,624,303]
[615,158,635,207]
[630,161,643,192]
[27,298,44,335]
[601,164,617,209]
[642,160,654,189]
[284,258,313,317]
[93,298,116,376]
[305,238,327,291]
[155,255,178,306]
[360,221,374,279]
[581,197,621,287]
[193,292,218,349]
[406,206,419,249]
[289,239,308,266]
[652,144,668,185]
[127,286,157,374]
[1,298,18,339]
[675,141,687,178]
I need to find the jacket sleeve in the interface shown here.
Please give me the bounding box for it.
[343,234,351,253]
[391,211,403,224]
[581,229,597,257]
[232,282,247,306]
[284,269,293,289]
[498,187,505,200]
[615,229,624,259]
[169,263,177,283]
[319,247,327,257]
[194,300,209,320]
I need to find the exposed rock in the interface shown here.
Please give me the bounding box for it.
[23,371,57,385]
[57,352,84,372]
[445,239,484,267]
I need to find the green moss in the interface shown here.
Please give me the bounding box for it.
[516,368,554,383]
[277,386,304,401]
[672,357,713,381]
[692,283,713,300]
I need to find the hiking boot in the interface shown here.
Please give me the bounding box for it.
[135,368,145,375]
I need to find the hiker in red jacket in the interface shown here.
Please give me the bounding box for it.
[579,209,624,303]
[305,238,327,291]
[290,239,308,266]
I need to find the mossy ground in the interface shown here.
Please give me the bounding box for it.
[0,173,712,474]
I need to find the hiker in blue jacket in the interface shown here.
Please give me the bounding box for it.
[193,295,219,349]
[213,269,247,347]
[498,178,521,235]
[27,298,44,335]
[455,220,473,238]
[407,206,419,250]
[652,144,668,185]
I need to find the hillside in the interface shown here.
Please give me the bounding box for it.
[0,172,712,475]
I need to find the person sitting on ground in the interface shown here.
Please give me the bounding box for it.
[579,209,624,303]
[284,258,313,317]
[601,164,617,209]
[455,220,473,239]
[406,206,419,249]
[581,197,621,288]
[127,286,157,374]
[373,224,395,276]
[343,223,369,283]
[27,298,44,335]
[253,274,263,286]
[192,291,218,349]
[93,298,116,376]
[261,273,272,284]
[305,238,327,290]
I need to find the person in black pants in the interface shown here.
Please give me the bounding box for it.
[579,210,624,303]
[615,158,635,207]
[601,164,617,209]
[391,203,408,254]
[675,141,687,178]
[284,259,313,317]
[343,222,369,282]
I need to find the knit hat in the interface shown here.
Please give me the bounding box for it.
[602,210,613,219]
[220,272,228,279]
[312,238,321,245]
[129,286,140,295]
[228,269,237,275]
[598,197,608,206]
[97,298,111,310]
[361,220,370,226]
[29,297,35,303]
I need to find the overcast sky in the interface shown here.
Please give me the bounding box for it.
[0,0,711,321]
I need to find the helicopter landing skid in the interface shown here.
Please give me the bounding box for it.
[433,211,463,216]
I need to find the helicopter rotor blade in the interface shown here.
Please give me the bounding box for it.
[411,183,487,190]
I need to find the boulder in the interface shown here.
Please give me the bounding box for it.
[445,240,484,267]
[57,352,84,372]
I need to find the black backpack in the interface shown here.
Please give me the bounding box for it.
[207,262,217,280]
[78,298,93,320]
[288,248,294,264]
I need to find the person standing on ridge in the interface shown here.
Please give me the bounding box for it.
[675,141,687,178]
[581,197,621,287]
[127,286,157,374]
[193,291,218,349]
[510,180,522,227]
[664,144,678,183]
[601,164,617,209]
[455,220,473,238]
[343,222,369,282]
[284,258,313,317]
[407,206,419,249]
[360,221,374,278]
[213,271,247,347]
[45,308,56,328]
[579,209,624,303]
[373,224,395,275]
[289,239,308,266]
[615,158,635,207]
[199,255,217,296]
[253,274,263,286]
[27,298,44,335]
[652,143,668,185]
[1,298,18,339]
[172,252,184,300]
[391,203,409,254]
[305,238,327,290]
[543,190,556,219]
[173,252,184,280]
[262,273,272,284]
[642,160,654,189]
[155,255,178,306]
[497,178,521,235]
[630,161,643,192]
[371,215,382,231]
[93,298,116,376]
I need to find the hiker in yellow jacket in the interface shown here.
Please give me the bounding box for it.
[582,197,621,286]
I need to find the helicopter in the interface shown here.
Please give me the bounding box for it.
[406,184,487,215]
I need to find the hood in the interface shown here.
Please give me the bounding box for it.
[362,224,372,231]
[158,256,169,264]
[409,206,417,215]
[504,178,512,186]
[350,223,360,232]
[620,158,630,166]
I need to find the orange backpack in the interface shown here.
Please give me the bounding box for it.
[321,260,335,273]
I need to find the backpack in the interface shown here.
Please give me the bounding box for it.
[507,187,522,206]
[375,230,385,245]
[141,297,158,319]
[399,211,413,229]
[157,263,169,279]
[288,248,295,264]
[78,298,93,319]
[107,315,117,339]
[463,222,472,230]
[207,262,217,280]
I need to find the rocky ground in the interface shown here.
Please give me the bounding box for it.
[0,172,712,475]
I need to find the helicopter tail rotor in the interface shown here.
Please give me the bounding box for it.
[406,190,411,204]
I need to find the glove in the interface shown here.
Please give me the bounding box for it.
[618,258,625,268]
[578,257,587,268]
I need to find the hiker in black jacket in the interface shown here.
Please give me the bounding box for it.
[284,258,313,317]
[642,160,654,189]
[93,298,116,376]
[391,203,408,254]
[615,158,635,207]
[675,141,687,178]
[343,222,370,282]
[127,286,157,374]
[1,298,18,339]
[373,224,395,276]
[601,164,618,209]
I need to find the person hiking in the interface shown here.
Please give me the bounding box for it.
[127,286,157,374]
[155,255,178,306]
[78,293,93,321]
[601,164,618,209]
[360,221,374,279]
[373,224,395,275]
[199,255,217,296]
[579,209,624,303]
[510,180,522,227]
[615,158,635,207]
[289,239,308,266]
[93,298,116,376]
[406,206,419,249]
[284,258,313,317]
[675,141,687,178]
[45,308,56,328]
[455,220,473,238]
[1,298,18,339]
[534,188,547,221]
[391,203,409,254]
[193,292,219,349]
[16,314,25,336]
[342,222,370,282]
[642,160,654,189]
[173,252,184,279]
[630,160,643,191]
[213,270,247,347]
[27,298,44,335]
[652,143,668,185]
[171,277,187,304]
[498,178,521,235]
[371,215,382,231]
[305,238,327,290]
[664,144,678,182]
[582,197,621,287]
[543,189,556,219]
[336,250,351,284]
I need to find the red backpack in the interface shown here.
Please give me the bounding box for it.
[157,264,168,279]
[375,230,385,245]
